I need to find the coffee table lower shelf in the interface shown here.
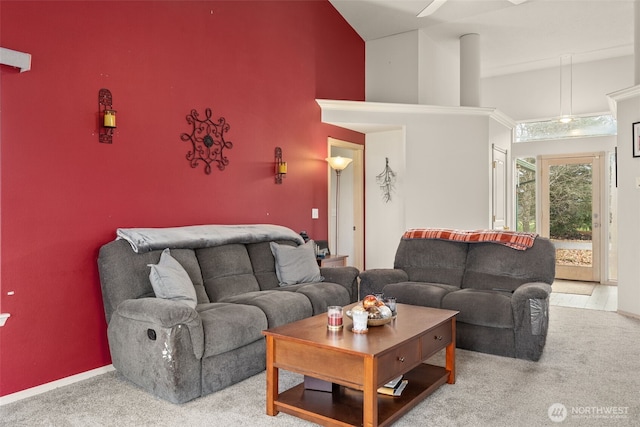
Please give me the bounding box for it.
[275,363,450,427]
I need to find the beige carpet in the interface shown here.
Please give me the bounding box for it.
[2,306,639,426]
[552,280,596,295]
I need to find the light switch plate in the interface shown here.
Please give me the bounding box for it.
[312,208,319,219]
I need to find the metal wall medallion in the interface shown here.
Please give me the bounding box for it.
[180,108,233,175]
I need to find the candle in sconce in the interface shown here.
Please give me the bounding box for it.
[278,162,287,175]
[104,110,116,128]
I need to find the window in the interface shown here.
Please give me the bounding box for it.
[515,115,617,143]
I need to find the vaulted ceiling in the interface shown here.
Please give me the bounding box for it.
[330,0,635,77]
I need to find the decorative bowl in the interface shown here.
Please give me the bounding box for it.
[345,310,396,326]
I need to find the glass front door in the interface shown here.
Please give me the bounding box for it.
[540,154,602,282]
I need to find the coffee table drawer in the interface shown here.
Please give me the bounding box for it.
[421,320,452,358]
[378,340,421,381]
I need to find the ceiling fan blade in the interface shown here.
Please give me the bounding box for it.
[417,0,448,18]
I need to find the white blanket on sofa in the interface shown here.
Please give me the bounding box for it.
[116,224,304,253]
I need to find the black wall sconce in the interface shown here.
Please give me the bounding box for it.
[98,88,116,144]
[275,146,287,184]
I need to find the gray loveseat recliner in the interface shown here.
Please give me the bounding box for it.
[359,234,555,361]
[98,224,358,403]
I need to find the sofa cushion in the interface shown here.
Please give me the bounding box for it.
[270,240,323,286]
[461,238,556,292]
[394,239,468,286]
[291,283,351,315]
[169,248,210,305]
[246,241,289,291]
[221,290,312,328]
[148,249,198,309]
[383,282,458,309]
[441,289,513,328]
[196,244,261,301]
[197,303,267,358]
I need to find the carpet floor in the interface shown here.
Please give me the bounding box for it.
[2,306,639,426]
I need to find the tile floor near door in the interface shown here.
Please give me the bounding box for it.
[550,280,617,311]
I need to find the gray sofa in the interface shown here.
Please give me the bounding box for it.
[359,235,555,361]
[98,225,358,403]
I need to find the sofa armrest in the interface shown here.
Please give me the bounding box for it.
[512,282,552,300]
[359,269,409,299]
[114,298,204,359]
[320,266,360,302]
[511,282,552,330]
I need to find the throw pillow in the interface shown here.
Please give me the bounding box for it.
[148,248,197,309]
[270,240,323,286]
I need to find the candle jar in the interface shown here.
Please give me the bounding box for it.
[327,306,343,331]
[351,310,369,334]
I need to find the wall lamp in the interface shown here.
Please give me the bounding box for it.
[98,88,116,144]
[275,146,287,184]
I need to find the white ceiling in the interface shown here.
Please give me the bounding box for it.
[329,0,635,77]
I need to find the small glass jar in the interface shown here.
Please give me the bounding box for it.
[327,306,343,331]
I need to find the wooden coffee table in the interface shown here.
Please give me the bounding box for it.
[262,303,458,427]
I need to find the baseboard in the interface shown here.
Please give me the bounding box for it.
[617,309,640,321]
[0,364,115,406]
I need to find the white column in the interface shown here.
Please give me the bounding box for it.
[460,33,480,107]
[635,0,640,85]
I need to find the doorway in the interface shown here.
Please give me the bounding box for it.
[328,138,364,272]
[540,153,603,282]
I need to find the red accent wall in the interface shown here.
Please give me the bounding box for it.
[0,0,364,396]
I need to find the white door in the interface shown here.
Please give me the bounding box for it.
[492,145,507,230]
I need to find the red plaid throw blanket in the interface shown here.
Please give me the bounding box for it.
[402,228,538,250]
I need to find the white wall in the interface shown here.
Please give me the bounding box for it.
[366,30,459,106]
[483,56,634,121]
[418,30,459,106]
[366,31,419,104]
[611,87,640,317]
[365,129,406,269]
[366,28,634,122]
[404,115,492,229]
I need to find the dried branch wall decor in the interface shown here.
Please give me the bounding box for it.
[376,157,396,203]
[180,108,233,175]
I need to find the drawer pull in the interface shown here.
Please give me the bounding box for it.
[397,356,405,362]
[434,335,443,341]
